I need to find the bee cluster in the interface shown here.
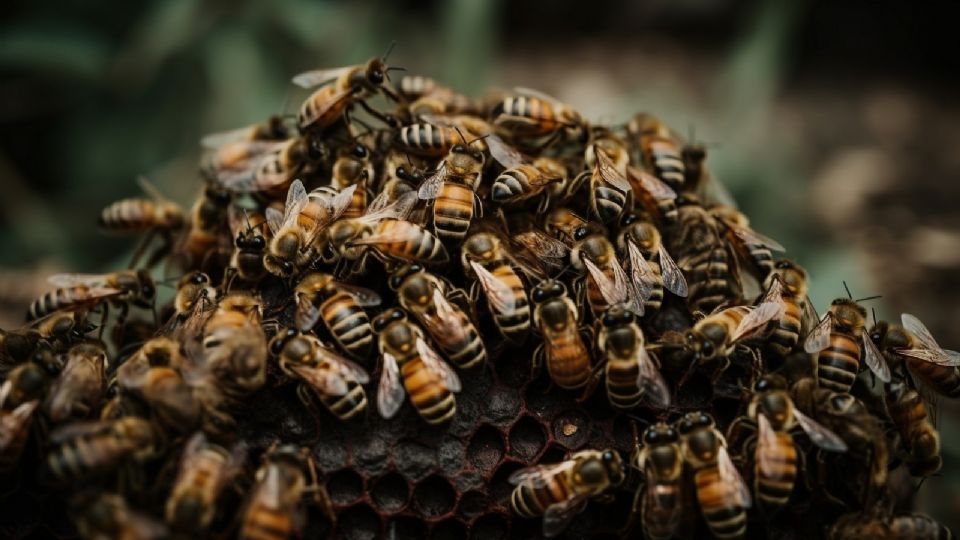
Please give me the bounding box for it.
[1,49,957,540]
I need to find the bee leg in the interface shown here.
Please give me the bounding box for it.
[531,344,544,380]
[303,451,337,524]
[357,99,397,128]
[222,267,238,294]
[295,385,326,441]
[127,228,157,269]
[725,417,755,451]
[709,357,731,385]
[98,303,110,339]
[577,360,606,403]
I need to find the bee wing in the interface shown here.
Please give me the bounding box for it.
[265,206,284,236]
[486,134,525,169]
[803,312,834,353]
[583,258,628,307]
[259,463,286,510]
[508,460,576,487]
[281,180,309,229]
[201,126,252,148]
[861,328,891,382]
[338,284,382,307]
[314,346,370,384]
[793,409,848,452]
[514,231,570,260]
[901,313,956,357]
[594,151,632,193]
[47,273,108,287]
[417,163,448,200]
[377,352,406,419]
[116,355,151,391]
[227,205,247,237]
[730,302,783,342]
[470,261,516,314]
[0,400,38,448]
[416,336,461,393]
[718,445,751,508]
[760,275,785,307]
[291,66,352,88]
[294,293,321,332]
[137,176,171,203]
[627,166,677,200]
[636,347,671,408]
[288,363,349,396]
[512,86,564,107]
[657,244,688,298]
[626,241,655,303]
[359,191,419,224]
[756,414,780,476]
[897,348,960,367]
[543,495,590,538]
[734,226,785,252]
[350,221,427,247]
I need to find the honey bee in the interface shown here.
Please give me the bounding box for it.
[398,74,438,101]
[200,115,291,171]
[710,204,785,281]
[390,264,486,370]
[728,374,847,513]
[98,177,185,268]
[379,148,426,198]
[165,432,244,534]
[627,167,679,225]
[490,87,587,146]
[398,74,479,117]
[616,212,688,314]
[46,341,107,423]
[176,184,232,272]
[263,179,357,277]
[509,449,625,538]
[240,444,332,540]
[676,411,751,540]
[72,491,169,540]
[332,210,449,270]
[885,381,941,477]
[292,47,402,132]
[630,422,683,540]
[461,231,532,343]
[373,307,461,425]
[486,134,565,211]
[544,207,590,246]
[209,135,330,197]
[293,272,380,359]
[683,302,783,382]
[0,361,51,410]
[805,295,891,393]
[762,260,818,357]
[595,306,671,409]
[566,147,632,225]
[570,229,644,318]
[200,293,267,401]
[627,113,685,190]
[829,503,953,540]
[270,329,370,421]
[116,338,201,432]
[418,139,486,242]
[870,313,960,397]
[45,416,159,485]
[531,279,592,390]
[0,379,40,472]
[28,270,156,323]
[28,309,95,349]
[329,140,375,218]
[227,205,272,286]
[393,122,465,157]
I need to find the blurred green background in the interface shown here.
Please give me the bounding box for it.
[1,0,958,529]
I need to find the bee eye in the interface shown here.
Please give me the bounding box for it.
[621,213,638,226]
[452,144,465,153]
[698,413,712,426]
[390,309,405,321]
[776,260,790,269]
[142,285,155,298]
[353,144,368,158]
[251,236,265,249]
[700,340,715,358]
[281,261,294,274]
[574,226,589,241]
[369,70,384,84]
[602,450,615,462]
[473,152,483,161]
[664,428,677,441]
[755,378,770,392]
[644,431,660,444]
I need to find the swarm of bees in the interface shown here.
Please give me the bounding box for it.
[1,47,957,540]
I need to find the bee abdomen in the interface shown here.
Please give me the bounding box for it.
[606,356,642,409]
[748,245,775,278]
[593,185,627,224]
[546,329,591,389]
[395,124,451,157]
[433,184,474,241]
[240,506,292,540]
[320,381,367,421]
[817,333,860,392]
[768,299,802,356]
[446,331,486,370]
[402,358,456,424]
[29,287,78,321]
[98,199,156,232]
[321,295,373,358]
[647,140,685,189]
[909,361,960,398]
[695,467,747,540]
[756,434,797,507]
[511,477,569,518]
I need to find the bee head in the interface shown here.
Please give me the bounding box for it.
[601,305,634,328]
[269,327,300,357]
[574,450,624,488]
[643,423,678,445]
[372,308,407,333]
[676,411,714,434]
[389,263,423,291]
[531,280,566,304]
[685,330,716,361]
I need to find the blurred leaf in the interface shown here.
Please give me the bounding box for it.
[0,22,109,80]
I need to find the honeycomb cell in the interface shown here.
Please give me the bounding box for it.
[457,490,488,518]
[323,469,361,506]
[482,385,520,425]
[470,512,510,540]
[552,408,590,449]
[431,518,467,540]
[413,474,457,517]
[387,515,428,540]
[371,472,410,513]
[439,436,467,476]
[338,504,381,540]
[494,352,530,387]
[508,415,546,460]
[353,436,390,476]
[539,443,567,465]
[395,440,438,481]
[489,461,524,506]
[523,377,562,418]
[467,424,505,473]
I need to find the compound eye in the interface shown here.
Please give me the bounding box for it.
[390,309,405,321]
[531,286,547,303]
[472,151,483,161]
[621,213,638,226]
[281,261,295,275]
[369,70,384,85]
[776,260,790,269]
[372,316,389,332]
[573,226,589,241]
[700,340,715,358]
[698,413,712,426]
[755,377,770,392]
[602,450,615,462]
[251,236,266,249]
[664,428,678,441]
[644,430,660,445]
[353,144,368,158]
[142,285,155,299]
[452,144,465,153]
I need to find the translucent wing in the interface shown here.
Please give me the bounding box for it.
[265,206,284,236]
[658,244,688,297]
[861,329,891,382]
[514,231,570,259]
[804,313,833,353]
[627,166,677,200]
[316,184,358,227]
[594,151,632,193]
[897,348,960,367]
[0,400,38,449]
[418,163,448,200]
[760,275,785,307]
[137,176,170,202]
[794,409,848,452]
[339,284,382,307]
[508,460,576,487]
[756,414,779,476]
[718,445,751,508]
[470,261,516,314]
[423,287,467,345]
[611,255,645,316]
[734,226,785,252]
[291,66,352,88]
[377,353,405,419]
[314,346,370,384]
[288,364,348,396]
[281,180,309,230]
[48,273,108,287]
[730,302,783,342]
[227,205,247,237]
[416,337,461,393]
[583,258,628,307]
[543,495,589,538]
[49,420,113,444]
[201,126,252,149]
[349,222,427,247]
[627,241,654,302]
[486,134,525,169]
[259,463,285,510]
[357,192,419,225]
[294,293,321,332]
[513,86,564,106]
[636,347,671,408]
[901,313,953,353]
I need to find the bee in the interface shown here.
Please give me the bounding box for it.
[72,491,169,540]
[531,279,592,390]
[200,115,291,172]
[379,148,426,198]
[616,212,688,314]
[28,270,156,323]
[398,74,479,116]
[332,211,449,270]
[509,449,625,538]
[762,260,818,357]
[398,74,438,100]
[870,313,960,398]
[683,302,783,382]
[98,177,185,267]
[461,231,532,343]
[330,140,375,218]
[373,307,461,425]
[544,207,590,246]
[0,379,41,472]
[29,309,95,349]
[490,87,587,146]
[165,433,244,533]
[225,205,272,287]
[486,134,565,211]
[270,329,370,422]
[570,228,644,318]
[627,113,685,190]
[595,306,671,409]
[1,361,52,410]
[627,167,679,225]
[116,338,202,432]
[805,295,891,393]
[729,374,847,512]
[200,293,267,401]
[45,416,159,485]
[46,341,107,423]
[830,505,953,540]
[210,135,330,197]
[176,184,232,272]
[885,381,941,477]
[566,147,633,225]
[389,264,486,370]
[417,139,486,242]
[293,272,381,359]
[393,122,465,157]
[630,422,683,540]
[676,411,751,540]
[239,444,332,540]
[263,179,357,278]
[710,204,785,281]
[292,46,401,132]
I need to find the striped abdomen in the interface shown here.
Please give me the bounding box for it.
[755,431,797,508]
[886,386,941,476]
[685,247,738,314]
[541,304,590,389]
[370,220,448,263]
[491,165,542,203]
[493,96,560,138]
[394,124,456,157]
[746,243,774,279]
[585,266,618,318]
[399,354,456,425]
[641,448,683,540]
[399,75,436,99]
[907,358,960,398]
[432,182,474,241]
[424,307,485,370]
[239,503,293,540]
[889,514,953,540]
[511,474,571,518]
[694,466,748,540]
[98,199,159,232]
[320,293,373,359]
[768,296,802,356]
[816,331,860,392]
[318,378,367,421]
[606,352,642,409]
[591,184,628,224]
[645,257,665,313]
[29,286,91,321]
[46,437,132,484]
[484,262,531,342]
[299,84,352,131]
[644,139,685,189]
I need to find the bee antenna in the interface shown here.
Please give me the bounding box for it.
[454,127,468,144]
[625,414,651,429]
[467,133,491,146]
[382,40,397,63]
[842,280,853,300]
[871,307,877,325]
[855,295,882,303]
